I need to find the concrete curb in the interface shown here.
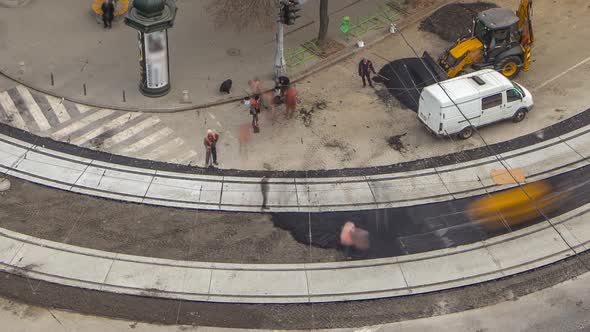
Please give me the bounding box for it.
[0,0,457,114]
[0,203,587,303]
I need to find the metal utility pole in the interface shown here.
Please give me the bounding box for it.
[274,0,287,78]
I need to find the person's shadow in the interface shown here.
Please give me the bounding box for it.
[261,176,269,210]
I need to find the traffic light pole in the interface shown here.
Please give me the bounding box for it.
[274,0,287,78]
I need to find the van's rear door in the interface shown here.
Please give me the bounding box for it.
[418,89,442,134]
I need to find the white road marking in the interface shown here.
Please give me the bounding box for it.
[176,150,198,164]
[70,113,142,146]
[16,86,51,131]
[100,117,161,149]
[115,127,173,154]
[51,109,115,140]
[216,121,222,127]
[75,104,93,113]
[207,112,216,120]
[142,137,185,160]
[534,55,590,91]
[46,95,70,123]
[0,92,28,130]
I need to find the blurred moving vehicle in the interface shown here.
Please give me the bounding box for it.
[467,181,565,230]
[418,69,533,139]
[426,0,534,79]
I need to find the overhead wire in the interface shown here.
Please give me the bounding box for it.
[387,23,590,270]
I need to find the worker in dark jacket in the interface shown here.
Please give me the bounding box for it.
[101,0,115,29]
[358,57,376,88]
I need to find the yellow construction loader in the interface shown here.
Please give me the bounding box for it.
[431,0,534,79]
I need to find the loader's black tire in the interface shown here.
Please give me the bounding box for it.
[458,126,474,139]
[496,56,522,79]
[513,108,527,123]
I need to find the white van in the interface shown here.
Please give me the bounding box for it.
[417,69,533,139]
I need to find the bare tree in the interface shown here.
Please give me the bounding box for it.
[317,0,329,45]
[206,0,278,31]
[208,0,331,42]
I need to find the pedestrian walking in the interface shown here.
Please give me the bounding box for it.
[204,129,219,167]
[285,86,298,119]
[358,57,376,88]
[250,95,261,132]
[101,0,115,29]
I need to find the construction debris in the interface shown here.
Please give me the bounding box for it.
[0,177,11,192]
[299,100,327,127]
[420,2,498,42]
[387,133,407,152]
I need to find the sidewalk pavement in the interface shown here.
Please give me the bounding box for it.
[0,0,424,112]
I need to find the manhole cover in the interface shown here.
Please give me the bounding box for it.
[0,178,10,192]
[227,48,241,56]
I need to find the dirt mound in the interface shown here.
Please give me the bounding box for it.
[420,2,498,42]
[376,58,439,112]
[387,133,407,152]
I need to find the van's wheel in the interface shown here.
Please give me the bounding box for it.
[513,108,527,123]
[458,126,474,140]
[496,56,522,79]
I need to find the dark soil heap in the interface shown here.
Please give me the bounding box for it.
[420,2,498,42]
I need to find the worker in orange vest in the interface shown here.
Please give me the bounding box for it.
[285,86,298,119]
[203,129,219,167]
[250,95,261,132]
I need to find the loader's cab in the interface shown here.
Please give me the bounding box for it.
[472,8,524,73]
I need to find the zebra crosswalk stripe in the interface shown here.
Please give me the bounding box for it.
[75,104,93,113]
[0,91,28,130]
[115,127,173,155]
[142,137,185,160]
[70,112,143,146]
[46,95,71,123]
[51,109,115,141]
[100,117,161,150]
[170,150,198,164]
[16,86,51,131]
[0,86,198,164]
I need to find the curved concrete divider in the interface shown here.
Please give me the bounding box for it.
[0,204,588,303]
[0,124,588,212]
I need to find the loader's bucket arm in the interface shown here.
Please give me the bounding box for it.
[517,0,534,72]
[422,51,449,81]
[517,0,534,46]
